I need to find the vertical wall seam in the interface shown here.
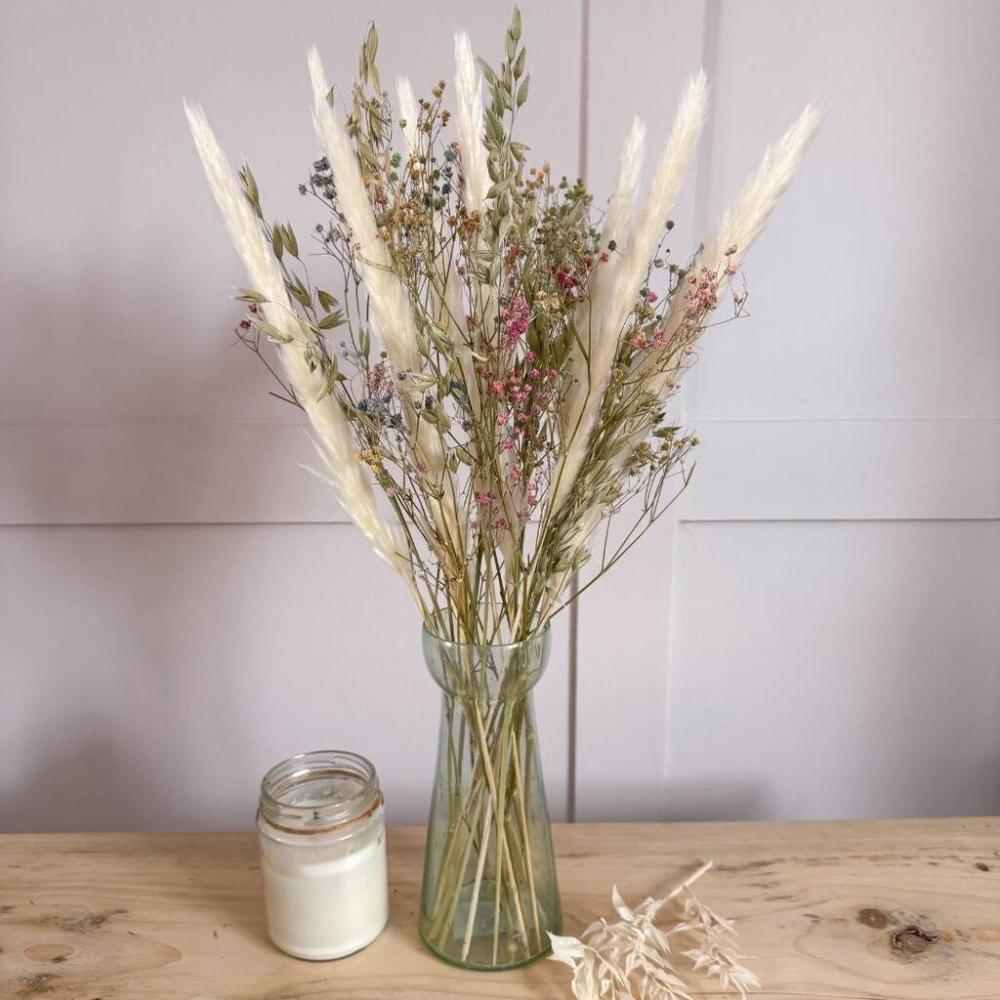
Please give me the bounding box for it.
[692,0,722,251]
[660,0,723,816]
[566,0,590,825]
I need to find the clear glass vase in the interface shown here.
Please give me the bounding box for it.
[419,623,561,970]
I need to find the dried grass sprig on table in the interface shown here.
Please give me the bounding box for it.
[549,862,760,1000]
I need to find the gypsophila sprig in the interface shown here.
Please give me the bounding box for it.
[549,862,761,1000]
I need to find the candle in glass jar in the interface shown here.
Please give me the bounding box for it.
[257,751,389,960]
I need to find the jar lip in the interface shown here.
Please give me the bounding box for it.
[422,616,552,650]
[259,750,380,834]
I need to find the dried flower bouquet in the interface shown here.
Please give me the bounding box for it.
[187,8,818,970]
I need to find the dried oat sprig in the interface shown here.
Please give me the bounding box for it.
[549,862,759,1000]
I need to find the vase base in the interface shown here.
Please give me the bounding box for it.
[419,877,560,971]
[418,927,553,972]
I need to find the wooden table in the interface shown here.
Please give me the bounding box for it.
[2,819,999,999]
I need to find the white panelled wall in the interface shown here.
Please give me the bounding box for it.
[576,0,1000,821]
[0,0,580,832]
[2,0,998,832]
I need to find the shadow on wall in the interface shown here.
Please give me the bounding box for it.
[1,515,268,832]
[661,780,770,823]
[3,726,178,834]
[2,248,326,834]
[2,240,318,526]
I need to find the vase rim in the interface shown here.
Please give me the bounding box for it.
[421,616,551,649]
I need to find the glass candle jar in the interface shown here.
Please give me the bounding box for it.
[257,750,389,960]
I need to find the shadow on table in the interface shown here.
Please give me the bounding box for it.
[128,831,273,952]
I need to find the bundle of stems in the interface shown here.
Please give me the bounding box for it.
[187,7,819,966]
[421,626,554,965]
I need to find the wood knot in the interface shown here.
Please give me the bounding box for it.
[857,906,943,958]
[890,916,940,955]
[41,908,127,933]
[857,907,889,928]
[16,973,59,997]
[25,944,76,963]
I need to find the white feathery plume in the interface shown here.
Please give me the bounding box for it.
[554,72,707,513]
[564,115,646,432]
[184,102,407,575]
[396,76,419,153]
[453,31,489,214]
[185,104,287,308]
[603,115,648,254]
[453,31,498,366]
[308,50,465,554]
[647,102,824,400]
[308,49,421,375]
[705,102,823,276]
[623,71,707,302]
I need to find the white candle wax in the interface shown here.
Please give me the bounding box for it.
[260,825,389,960]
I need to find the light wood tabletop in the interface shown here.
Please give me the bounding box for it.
[1,819,998,999]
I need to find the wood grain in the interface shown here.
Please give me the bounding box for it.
[1,819,999,999]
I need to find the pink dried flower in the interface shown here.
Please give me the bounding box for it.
[501,295,530,346]
[554,267,579,292]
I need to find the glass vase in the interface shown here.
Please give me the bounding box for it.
[419,623,561,970]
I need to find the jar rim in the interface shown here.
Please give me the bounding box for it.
[259,750,380,834]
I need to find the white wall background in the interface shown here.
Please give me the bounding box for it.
[3,0,998,832]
